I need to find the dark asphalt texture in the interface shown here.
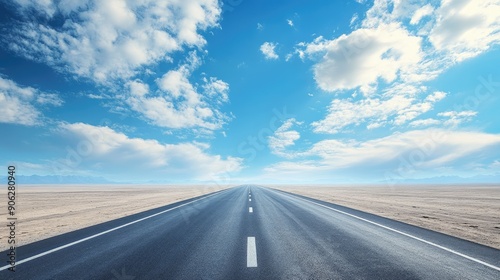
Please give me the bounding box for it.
[1,186,499,279]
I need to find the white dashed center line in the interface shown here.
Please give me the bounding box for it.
[247,237,257,267]
[249,207,253,213]
[249,198,251,202]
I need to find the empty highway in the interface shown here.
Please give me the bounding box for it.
[1,186,499,279]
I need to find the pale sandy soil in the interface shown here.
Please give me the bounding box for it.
[273,185,500,249]
[0,185,231,251]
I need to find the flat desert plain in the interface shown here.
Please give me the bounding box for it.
[274,185,500,249]
[0,185,230,252]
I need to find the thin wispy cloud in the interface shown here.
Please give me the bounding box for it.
[265,129,500,182]
[268,119,302,158]
[0,76,62,126]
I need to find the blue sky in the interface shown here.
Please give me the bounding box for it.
[0,0,499,184]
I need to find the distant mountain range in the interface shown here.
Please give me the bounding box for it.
[1,175,117,184]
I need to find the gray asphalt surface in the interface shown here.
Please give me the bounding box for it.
[1,185,499,279]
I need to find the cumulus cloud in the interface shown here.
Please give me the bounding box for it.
[0,76,63,126]
[268,118,302,158]
[297,1,443,94]
[363,0,500,64]
[5,0,222,84]
[126,52,230,131]
[297,0,499,136]
[429,0,500,61]
[260,42,279,60]
[301,23,422,93]
[264,129,500,181]
[54,122,242,180]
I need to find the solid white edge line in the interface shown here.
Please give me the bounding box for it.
[0,189,229,272]
[274,189,500,272]
[247,237,258,267]
[249,207,253,213]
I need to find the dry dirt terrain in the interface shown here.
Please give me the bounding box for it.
[0,185,230,251]
[274,185,500,249]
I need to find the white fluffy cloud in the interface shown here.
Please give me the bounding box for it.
[202,77,229,104]
[429,0,500,61]
[126,53,230,131]
[260,42,279,60]
[264,129,500,181]
[297,0,498,136]
[268,118,301,158]
[54,122,242,180]
[6,0,222,84]
[302,23,422,93]
[0,76,63,126]
[363,0,500,64]
[410,4,434,25]
[312,89,446,134]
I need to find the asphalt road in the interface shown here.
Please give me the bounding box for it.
[1,186,499,279]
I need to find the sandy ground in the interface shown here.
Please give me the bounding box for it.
[0,185,230,251]
[273,185,500,249]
